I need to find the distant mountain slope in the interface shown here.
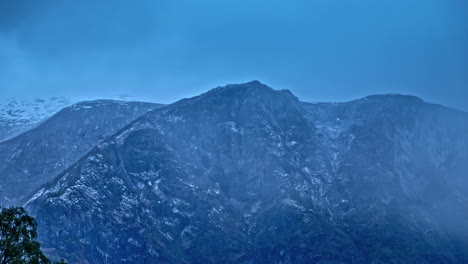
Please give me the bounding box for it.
[0,97,75,142]
[26,82,468,263]
[0,100,163,206]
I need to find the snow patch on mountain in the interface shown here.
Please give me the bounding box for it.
[0,97,77,142]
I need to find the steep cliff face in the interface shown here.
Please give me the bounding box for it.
[27,82,468,263]
[0,100,162,206]
[302,94,468,263]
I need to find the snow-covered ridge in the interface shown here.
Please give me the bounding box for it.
[0,95,150,142]
[0,97,77,142]
[0,97,73,123]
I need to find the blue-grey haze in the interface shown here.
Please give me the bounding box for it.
[0,0,467,110]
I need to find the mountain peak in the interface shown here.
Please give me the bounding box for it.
[202,80,297,102]
[213,80,272,93]
[240,80,264,86]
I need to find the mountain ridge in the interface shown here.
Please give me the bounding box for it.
[21,82,468,263]
[0,100,164,206]
[0,97,76,142]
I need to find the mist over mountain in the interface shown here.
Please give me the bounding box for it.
[2,81,462,263]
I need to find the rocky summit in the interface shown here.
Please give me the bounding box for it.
[15,81,468,263]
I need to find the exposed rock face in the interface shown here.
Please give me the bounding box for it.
[25,82,468,263]
[0,100,162,206]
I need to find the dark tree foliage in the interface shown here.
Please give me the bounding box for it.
[0,206,64,264]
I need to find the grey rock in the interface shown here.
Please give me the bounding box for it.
[0,100,162,206]
[25,82,468,263]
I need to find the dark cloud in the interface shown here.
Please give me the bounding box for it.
[0,0,46,32]
[13,1,163,55]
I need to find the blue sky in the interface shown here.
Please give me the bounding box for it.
[0,0,467,110]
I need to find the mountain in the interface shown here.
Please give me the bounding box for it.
[25,81,468,263]
[0,100,163,206]
[0,97,76,142]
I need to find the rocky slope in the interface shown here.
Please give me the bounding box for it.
[26,81,468,263]
[0,100,162,206]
